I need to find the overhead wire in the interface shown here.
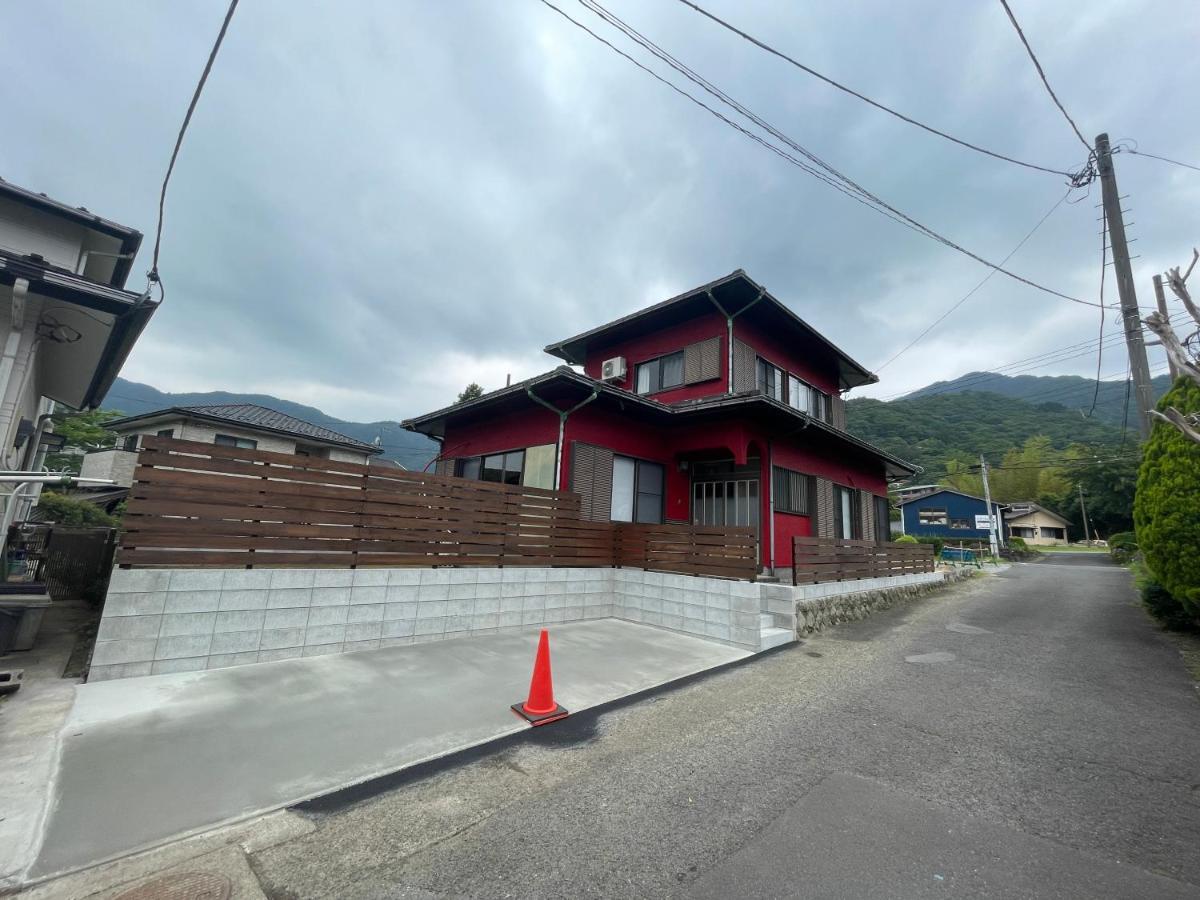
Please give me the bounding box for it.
[672,0,1088,182]
[875,188,1072,372]
[996,0,1091,153]
[1084,203,1108,416]
[543,0,1107,310]
[1121,148,1200,174]
[148,0,240,296]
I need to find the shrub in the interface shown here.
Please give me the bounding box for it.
[912,535,945,556]
[1008,536,1028,552]
[1134,378,1200,618]
[1108,531,1137,551]
[893,534,918,544]
[33,491,118,528]
[1134,561,1197,631]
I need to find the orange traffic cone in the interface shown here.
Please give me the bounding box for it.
[511,629,569,726]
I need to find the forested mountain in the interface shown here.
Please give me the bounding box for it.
[903,371,1171,428]
[846,390,1128,480]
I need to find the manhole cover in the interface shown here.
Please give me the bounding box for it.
[113,872,231,900]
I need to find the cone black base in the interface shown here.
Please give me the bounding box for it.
[511,702,569,726]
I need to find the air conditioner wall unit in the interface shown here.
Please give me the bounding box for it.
[600,356,627,382]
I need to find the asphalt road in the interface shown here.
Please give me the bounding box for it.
[248,556,1200,899]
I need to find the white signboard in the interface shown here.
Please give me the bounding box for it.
[974,514,993,530]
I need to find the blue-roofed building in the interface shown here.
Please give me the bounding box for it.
[899,488,1006,544]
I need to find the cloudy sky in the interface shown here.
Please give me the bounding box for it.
[2,0,1197,422]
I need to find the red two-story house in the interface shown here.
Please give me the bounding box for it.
[403,270,915,574]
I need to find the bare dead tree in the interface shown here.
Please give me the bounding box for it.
[1143,248,1200,444]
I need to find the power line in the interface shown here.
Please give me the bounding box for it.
[1123,148,1200,173]
[149,0,240,293]
[546,0,1105,310]
[997,0,1091,152]
[673,0,1088,182]
[1084,203,1108,416]
[876,188,1071,371]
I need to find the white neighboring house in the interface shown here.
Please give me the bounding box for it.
[0,177,158,517]
[80,403,387,488]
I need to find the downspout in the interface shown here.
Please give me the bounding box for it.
[767,438,775,576]
[705,288,766,395]
[526,387,600,489]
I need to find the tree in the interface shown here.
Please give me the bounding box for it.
[1142,248,1200,444]
[34,491,119,527]
[1134,377,1200,617]
[44,408,124,474]
[457,383,484,404]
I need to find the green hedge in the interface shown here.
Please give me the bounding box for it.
[34,491,118,528]
[893,534,918,544]
[1134,378,1200,618]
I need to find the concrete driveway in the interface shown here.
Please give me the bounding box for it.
[232,555,1200,899]
[29,619,750,879]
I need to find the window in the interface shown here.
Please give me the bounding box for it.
[756,358,785,401]
[295,444,329,459]
[917,507,947,526]
[214,434,258,450]
[787,375,809,414]
[772,467,811,515]
[635,352,684,394]
[481,450,524,485]
[610,456,664,523]
[455,444,556,489]
[833,485,861,539]
[156,428,174,439]
[122,435,139,451]
[811,389,831,423]
[522,444,556,489]
[949,517,972,530]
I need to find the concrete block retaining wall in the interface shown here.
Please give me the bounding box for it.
[91,567,763,681]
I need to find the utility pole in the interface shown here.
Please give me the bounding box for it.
[1077,483,1092,545]
[979,454,1000,558]
[1096,133,1154,439]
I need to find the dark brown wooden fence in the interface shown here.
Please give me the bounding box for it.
[614,522,758,580]
[791,536,935,585]
[118,437,757,580]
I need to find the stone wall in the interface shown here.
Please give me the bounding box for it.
[793,570,970,635]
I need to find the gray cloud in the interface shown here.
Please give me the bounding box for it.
[2,0,1195,420]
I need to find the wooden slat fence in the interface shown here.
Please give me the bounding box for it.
[118,437,757,580]
[792,536,934,585]
[615,522,757,580]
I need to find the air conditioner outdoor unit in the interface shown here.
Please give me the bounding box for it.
[600,356,627,382]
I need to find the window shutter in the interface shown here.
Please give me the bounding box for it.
[830,394,847,430]
[732,339,756,392]
[861,490,874,542]
[814,477,835,538]
[434,458,454,476]
[683,336,721,384]
[571,442,614,521]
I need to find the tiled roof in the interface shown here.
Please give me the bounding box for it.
[103,403,381,452]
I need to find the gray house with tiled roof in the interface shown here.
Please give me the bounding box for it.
[78,403,385,489]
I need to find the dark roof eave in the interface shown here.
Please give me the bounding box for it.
[541,270,878,390]
[80,298,160,410]
[404,372,915,475]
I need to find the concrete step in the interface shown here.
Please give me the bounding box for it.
[759,626,795,650]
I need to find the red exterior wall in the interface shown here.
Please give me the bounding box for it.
[436,406,559,462]
[772,438,887,495]
[582,310,727,403]
[771,510,812,570]
[734,316,840,395]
